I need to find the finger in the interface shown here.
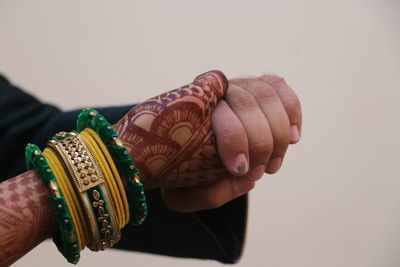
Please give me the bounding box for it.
[230,79,290,174]
[225,83,273,180]
[161,176,255,212]
[211,100,249,176]
[260,74,302,144]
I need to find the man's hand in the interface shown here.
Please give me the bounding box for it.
[114,71,302,212]
[214,74,302,178]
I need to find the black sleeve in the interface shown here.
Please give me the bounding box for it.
[0,74,247,263]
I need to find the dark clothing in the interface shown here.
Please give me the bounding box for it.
[0,74,247,263]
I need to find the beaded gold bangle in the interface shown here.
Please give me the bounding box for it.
[81,128,130,228]
[25,144,81,264]
[77,109,148,225]
[48,131,121,251]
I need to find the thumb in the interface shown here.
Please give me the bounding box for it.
[192,70,229,117]
[194,70,229,99]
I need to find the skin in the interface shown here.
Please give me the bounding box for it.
[0,170,56,266]
[0,70,302,265]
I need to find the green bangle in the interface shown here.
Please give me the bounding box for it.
[25,144,81,264]
[76,109,148,225]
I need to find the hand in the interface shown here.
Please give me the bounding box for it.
[162,74,302,212]
[113,71,302,212]
[114,71,229,188]
[214,74,302,179]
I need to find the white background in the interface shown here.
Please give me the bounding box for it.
[1,0,400,266]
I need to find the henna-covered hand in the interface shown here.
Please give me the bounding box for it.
[114,71,232,189]
[114,70,302,212]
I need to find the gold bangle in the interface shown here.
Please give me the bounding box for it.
[81,128,130,228]
[48,131,121,251]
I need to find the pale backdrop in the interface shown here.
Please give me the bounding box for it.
[1,0,399,266]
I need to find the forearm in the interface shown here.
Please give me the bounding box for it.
[0,112,138,266]
[0,170,57,266]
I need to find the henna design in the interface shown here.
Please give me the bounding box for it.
[0,170,56,266]
[114,70,231,189]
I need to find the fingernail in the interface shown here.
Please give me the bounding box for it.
[290,125,300,143]
[233,177,255,195]
[250,165,265,181]
[234,153,248,175]
[265,157,282,174]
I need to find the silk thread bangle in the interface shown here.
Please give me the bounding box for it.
[25,144,80,264]
[44,148,87,250]
[84,128,130,227]
[44,147,89,249]
[44,149,84,249]
[80,130,128,228]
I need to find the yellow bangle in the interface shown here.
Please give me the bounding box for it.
[44,148,88,250]
[84,128,130,226]
[80,130,125,228]
[81,128,130,227]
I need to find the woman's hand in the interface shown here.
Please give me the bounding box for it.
[114,70,302,212]
[114,71,230,189]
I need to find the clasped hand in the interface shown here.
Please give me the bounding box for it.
[114,71,302,212]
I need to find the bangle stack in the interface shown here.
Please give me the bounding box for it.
[25,109,148,264]
[77,109,147,225]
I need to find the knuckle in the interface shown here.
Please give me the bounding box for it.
[230,78,251,89]
[273,118,291,144]
[250,136,274,158]
[261,74,286,86]
[250,81,278,101]
[285,94,301,113]
[227,87,257,111]
[213,115,242,137]
[274,76,287,86]
[275,131,291,145]
[273,132,290,152]
[219,129,244,143]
